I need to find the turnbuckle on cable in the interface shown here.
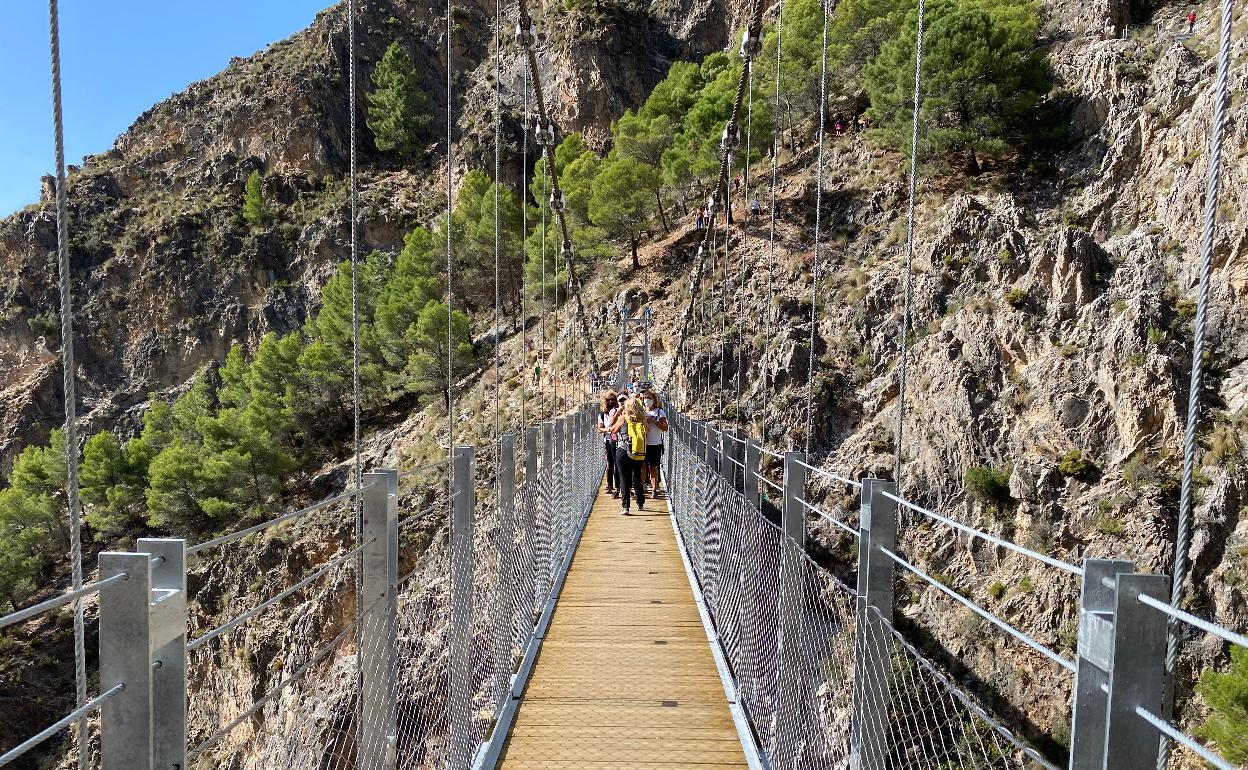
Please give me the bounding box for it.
[550,189,567,211]
[721,123,741,151]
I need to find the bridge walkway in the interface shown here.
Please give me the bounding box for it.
[496,480,748,769]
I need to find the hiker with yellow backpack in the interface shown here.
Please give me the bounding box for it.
[605,393,648,514]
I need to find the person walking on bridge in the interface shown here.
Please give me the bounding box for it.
[641,389,668,497]
[598,390,622,497]
[607,393,648,514]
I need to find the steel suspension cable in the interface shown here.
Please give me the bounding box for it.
[762,0,784,443]
[804,0,830,458]
[521,66,529,425]
[893,0,926,484]
[46,4,86,766]
[1162,1,1235,766]
[665,0,767,392]
[542,202,549,414]
[345,4,364,755]
[721,152,732,408]
[494,0,503,438]
[445,0,455,454]
[514,0,601,376]
[735,66,755,424]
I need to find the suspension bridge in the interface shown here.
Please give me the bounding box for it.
[2,0,1244,768]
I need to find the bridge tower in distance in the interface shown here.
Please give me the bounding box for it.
[616,303,652,388]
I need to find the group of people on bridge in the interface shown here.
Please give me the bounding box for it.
[597,385,667,514]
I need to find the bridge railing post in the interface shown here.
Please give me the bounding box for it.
[1104,571,1169,769]
[540,421,554,597]
[448,446,476,770]
[744,436,760,510]
[1068,559,1168,770]
[494,435,517,715]
[852,479,896,770]
[1070,559,1129,770]
[138,538,187,770]
[774,451,806,767]
[359,469,398,770]
[98,551,153,770]
[523,425,540,626]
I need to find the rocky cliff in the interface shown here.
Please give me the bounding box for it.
[0,0,742,477]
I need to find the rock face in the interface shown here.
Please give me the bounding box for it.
[0,0,743,476]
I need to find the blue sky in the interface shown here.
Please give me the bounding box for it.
[0,1,334,216]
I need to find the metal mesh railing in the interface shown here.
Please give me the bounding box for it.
[665,413,1050,770]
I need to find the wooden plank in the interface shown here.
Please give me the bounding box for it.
[496,482,747,769]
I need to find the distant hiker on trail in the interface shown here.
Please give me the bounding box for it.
[598,390,622,497]
[534,363,541,384]
[733,174,742,192]
[750,197,762,219]
[607,394,648,514]
[1186,8,1196,32]
[695,206,705,229]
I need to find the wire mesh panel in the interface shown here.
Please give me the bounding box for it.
[394,519,452,770]
[183,494,371,770]
[665,416,1049,770]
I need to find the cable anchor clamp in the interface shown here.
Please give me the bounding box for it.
[534,119,557,147]
[515,19,537,48]
[739,28,763,60]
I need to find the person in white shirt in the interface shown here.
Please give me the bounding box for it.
[641,389,668,496]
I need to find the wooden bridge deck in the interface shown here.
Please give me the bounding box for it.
[496,481,748,769]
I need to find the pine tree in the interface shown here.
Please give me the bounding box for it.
[367,41,431,158]
[589,155,658,269]
[81,431,149,539]
[242,170,268,226]
[404,300,475,411]
[863,0,1047,172]
[615,111,674,230]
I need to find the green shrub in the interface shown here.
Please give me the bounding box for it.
[1056,449,1093,479]
[25,311,59,340]
[1004,287,1027,307]
[1094,513,1125,537]
[964,465,1012,517]
[366,41,431,159]
[1197,647,1248,764]
[987,580,1006,600]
